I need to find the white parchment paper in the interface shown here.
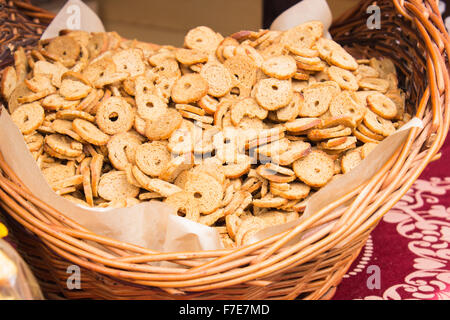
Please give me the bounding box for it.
[270,0,333,39]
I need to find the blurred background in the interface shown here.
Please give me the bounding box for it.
[31,0,360,45]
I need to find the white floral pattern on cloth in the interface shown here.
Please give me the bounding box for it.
[362,178,450,300]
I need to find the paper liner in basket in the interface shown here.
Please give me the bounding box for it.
[270,0,333,39]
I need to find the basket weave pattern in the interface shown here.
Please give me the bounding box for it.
[0,0,53,70]
[0,0,448,299]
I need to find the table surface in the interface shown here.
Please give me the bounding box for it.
[333,126,450,300]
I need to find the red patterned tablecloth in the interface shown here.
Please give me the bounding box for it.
[332,132,450,300]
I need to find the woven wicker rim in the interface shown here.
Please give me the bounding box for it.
[0,0,449,299]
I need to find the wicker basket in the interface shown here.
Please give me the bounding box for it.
[0,0,448,300]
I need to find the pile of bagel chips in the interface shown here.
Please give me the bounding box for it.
[1,21,411,248]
